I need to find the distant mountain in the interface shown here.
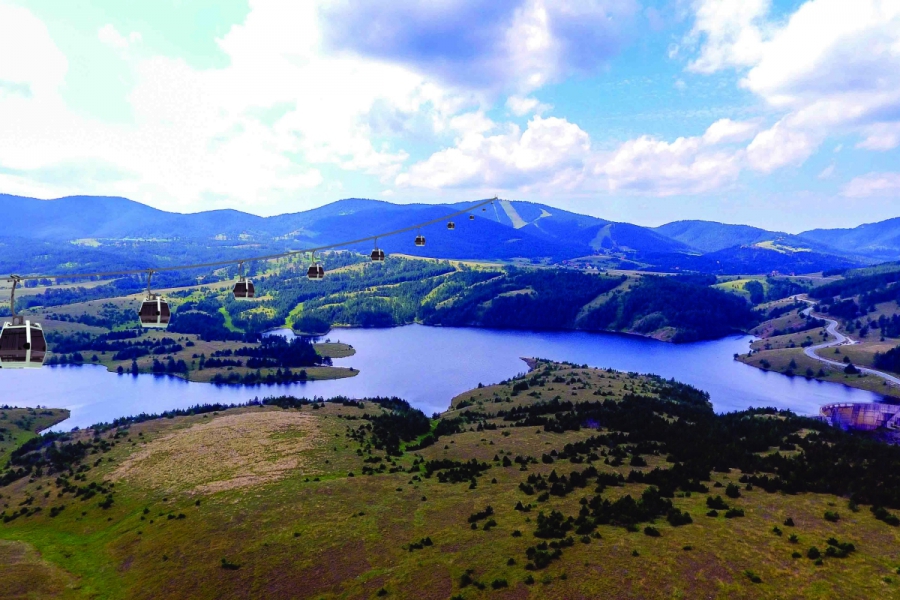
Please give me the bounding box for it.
[0,194,265,240]
[653,221,783,253]
[801,217,900,263]
[0,193,895,275]
[0,194,689,263]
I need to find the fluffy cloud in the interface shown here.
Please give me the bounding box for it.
[98,24,141,51]
[506,95,552,117]
[701,118,759,145]
[396,116,590,190]
[598,121,745,196]
[843,172,900,198]
[687,0,770,73]
[688,0,900,174]
[0,0,471,213]
[317,0,638,93]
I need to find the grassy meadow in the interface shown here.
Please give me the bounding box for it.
[2,362,900,598]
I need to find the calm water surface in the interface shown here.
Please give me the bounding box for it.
[0,325,884,431]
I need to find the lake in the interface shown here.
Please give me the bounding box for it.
[0,324,885,431]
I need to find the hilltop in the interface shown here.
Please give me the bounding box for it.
[3,362,900,598]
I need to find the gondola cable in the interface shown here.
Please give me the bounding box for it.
[0,198,495,358]
[3,198,495,283]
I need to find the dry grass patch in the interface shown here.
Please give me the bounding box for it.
[0,539,77,598]
[112,410,327,494]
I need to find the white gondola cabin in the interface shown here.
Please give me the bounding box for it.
[307,263,325,280]
[139,296,170,329]
[0,316,47,369]
[233,278,255,298]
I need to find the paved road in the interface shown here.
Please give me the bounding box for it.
[797,298,900,387]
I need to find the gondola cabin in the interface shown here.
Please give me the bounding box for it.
[233,278,255,298]
[447,221,455,230]
[139,297,170,329]
[371,249,385,262]
[414,235,426,246]
[0,317,47,368]
[307,264,325,280]
[469,214,475,220]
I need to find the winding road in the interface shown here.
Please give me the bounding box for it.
[797,297,900,388]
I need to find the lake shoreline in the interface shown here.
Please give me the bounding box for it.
[4,324,887,433]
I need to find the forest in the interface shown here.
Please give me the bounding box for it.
[17,255,762,346]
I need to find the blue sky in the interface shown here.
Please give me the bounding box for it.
[1,0,899,232]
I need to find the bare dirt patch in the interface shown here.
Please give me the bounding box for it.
[112,410,326,494]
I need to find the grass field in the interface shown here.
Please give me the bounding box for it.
[737,348,897,395]
[0,407,69,463]
[4,363,900,598]
[739,299,900,395]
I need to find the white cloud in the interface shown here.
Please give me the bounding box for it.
[687,0,900,165]
[505,95,552,116]
[0,1,476,213]
[818,164,835,179]
[598,130,743,196]
[687,0,770,73]
[843,172,900,197]
[396,116,590,190]
[856,123,900,151]
[702,118,759,145]
[317,0,638,93]
[98,24,141,51]
[0,3,67,98]
[746,118,819,172]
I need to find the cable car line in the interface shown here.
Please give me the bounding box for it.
[2,199,495,283]
[1,198,494,361]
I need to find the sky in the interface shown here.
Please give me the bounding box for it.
[1,0,899,232]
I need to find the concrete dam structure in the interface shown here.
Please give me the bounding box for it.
[820,402,900,431]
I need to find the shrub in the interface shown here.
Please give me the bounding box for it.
[725,483,741,499]
[825,538,856,558]
[744,570,762,584]
[467,506,494,523]
[667,508,692,526]
[824,511,840,522]
[491,579,508,589]
[706,495,729,510]
[644,526,661,537]
[807,547,821,560]
[724,508,745,519]
[872,506,900,526]
[784,517,795,527]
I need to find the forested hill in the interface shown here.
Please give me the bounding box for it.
[81,258,756,344]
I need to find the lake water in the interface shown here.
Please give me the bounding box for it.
[0,325,885,432]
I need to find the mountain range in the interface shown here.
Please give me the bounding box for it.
[1,193,897,275]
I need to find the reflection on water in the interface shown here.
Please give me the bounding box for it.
[0,324,883,431]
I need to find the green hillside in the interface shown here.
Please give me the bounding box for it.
[4,362,900,599]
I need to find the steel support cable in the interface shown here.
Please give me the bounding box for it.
[3,199,495,283]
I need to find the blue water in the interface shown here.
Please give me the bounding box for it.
[0,325,884,431]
